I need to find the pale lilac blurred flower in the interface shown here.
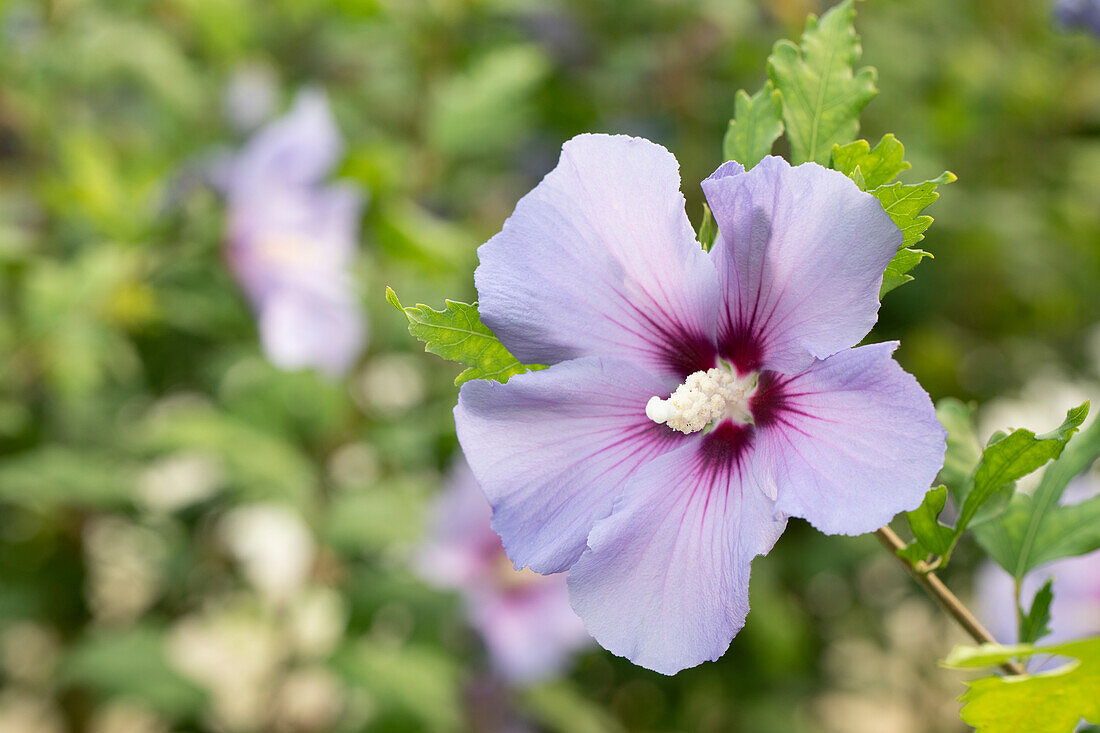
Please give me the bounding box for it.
[418,458,591,684]
[218,90,366,377]
[1056,0,1100,36]
[455,135,945,674]
[977,476,1100,650]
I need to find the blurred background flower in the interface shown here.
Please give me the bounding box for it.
[1056,0,1100,36]
[417,457,592,685]
[216,89,367,377]
[0,0,1096,731]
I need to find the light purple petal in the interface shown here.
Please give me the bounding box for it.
[753,342,945,535]
[454,356,684,574]
[224,89,342,200]
[259,289,365,377]
[468,580,591,684]
[701,156,901,375]
[567,440,787,675]
[475,134,721,379]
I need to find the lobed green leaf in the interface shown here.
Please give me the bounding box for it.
[386,287,543,386]
[871,172,956,249]
[722,83,784,170]
[831,134,910,190]
[766,0,877,165]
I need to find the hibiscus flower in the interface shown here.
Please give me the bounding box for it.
[454,134,946,674]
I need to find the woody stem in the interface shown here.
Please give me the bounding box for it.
[874,525,1026,676]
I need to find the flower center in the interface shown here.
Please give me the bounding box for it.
[645,364,758,434]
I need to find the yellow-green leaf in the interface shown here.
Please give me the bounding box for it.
[945,637,1100,732]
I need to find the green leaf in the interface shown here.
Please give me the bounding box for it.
[880,247,932,297]
[1019,578,1054,645]
[975,413,1100,578]
[698,203,717,251]
[942,642,1035,669]
[386,287,543,386]
[956,402,1089,539]
[766,0,877,164]
[722,83,784,169]
[936,398,982,505]
[831,134,911,189]
[522,682,625,733]
[896,540,929,566]
[333,640,462,733]
[944,637,1100,732]
[906,485,955,556]
[871,172,957,249]
[59,626,207,717]
[0,447,134,509]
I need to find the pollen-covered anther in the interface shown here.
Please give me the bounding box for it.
[645,367,757,434]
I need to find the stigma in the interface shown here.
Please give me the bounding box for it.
[645,366,758,434]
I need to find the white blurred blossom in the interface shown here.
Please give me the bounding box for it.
[83,516,165,624]
[0,622,60,687]
[288,587,348,659]
[137,451,223,513]
[273,666,345,732]
[354,354,426,415]
[220,504,316,605]
[326,442,381,489]
[88,702,169,733]
[167,604,286,732]
[0,691,65,733]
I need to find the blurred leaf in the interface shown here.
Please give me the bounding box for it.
[976,415,1100,578]
[767,0,877,164]
[944,637,1100,732]
[522,681,623,733]
[0,447,133,508]
[132,404,315,505]
[218,357,350,439]
[374,200,477,273]
[722,83,783,169]
[956,403,1089,539]
[59,626,206,717]
[334,640,462,733]
[830,134,910,189]
[325,483,425,553]
[905,485,954,556]
[428,45,549,157]
[1019,578,1053,645]
[386,287,543,386]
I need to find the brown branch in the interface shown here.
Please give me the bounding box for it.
[874,526,1026,677]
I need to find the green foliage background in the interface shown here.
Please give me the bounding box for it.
[0,0,1098,731]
